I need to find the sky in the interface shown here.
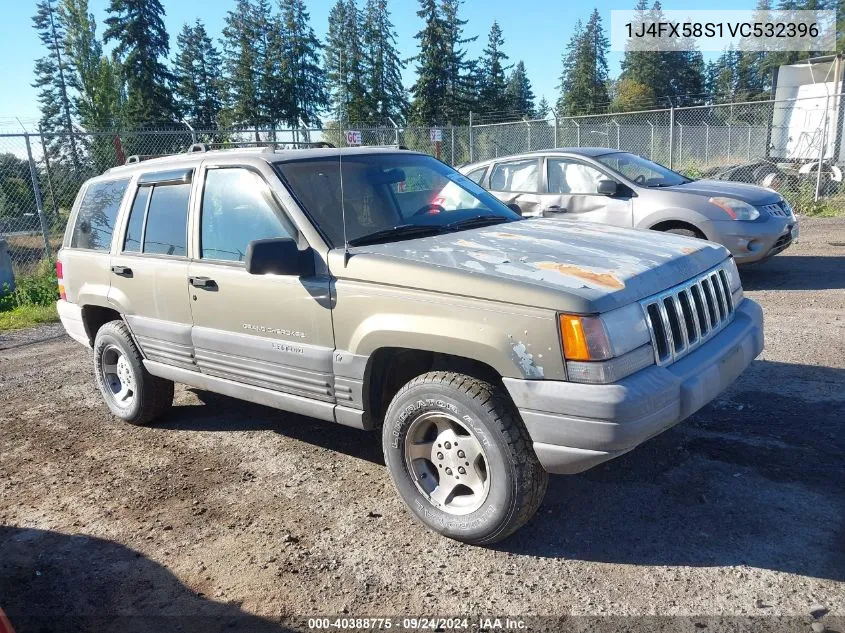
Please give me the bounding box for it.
[0,0,754,130]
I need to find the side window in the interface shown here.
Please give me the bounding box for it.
[466,167,487,185]
[122,186,150,253]
[547,159,606,195]
[143,183,191,256]
[200,168,292,263]
[489,159,539,193]
[70,179,130,250]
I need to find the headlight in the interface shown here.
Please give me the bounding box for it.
[725,257,741,290]
[559,304,654,383]
[709,197,760,221]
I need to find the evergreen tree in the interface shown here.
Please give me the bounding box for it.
[103,0,177,127]
[440,0,476,122]
[505,61,535,118]
[324,0,367,124]
[409,0,447,124]
[619,0,666,106]
[220,0,262,130]
[60,0,123,132]
[535,96,550,118]
[558,10,609,115]
[32,0,82,170]
[279,0,327,128]
[362,0,408,122]
[478,21,510,118]
[173,20,223,128]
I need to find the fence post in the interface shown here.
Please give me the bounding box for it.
[648,121,655,159]
[815,94,830,201]
[553,115,558,147]
[24,132,52,259]
[704,122,710,165]
[668,106,675,169]
[38,127,60,221]
[468,112,474,162]
[574,120,580,147]
[450,123,455,165]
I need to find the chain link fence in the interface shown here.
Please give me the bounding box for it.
[2,93,843,289]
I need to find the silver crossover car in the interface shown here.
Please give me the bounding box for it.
[459,148,798,264]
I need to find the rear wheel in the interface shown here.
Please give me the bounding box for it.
[662,226,705,239]
[382,371,547,544]
[93,320,174,425]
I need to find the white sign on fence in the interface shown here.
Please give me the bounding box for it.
[430,128,442,142]
[345,130,362,145]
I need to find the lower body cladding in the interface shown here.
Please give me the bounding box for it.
[707,217,798,265]
[504,299,764,474]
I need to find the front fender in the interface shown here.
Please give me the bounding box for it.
[334,282,565,380]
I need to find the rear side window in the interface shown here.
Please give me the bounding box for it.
[122,187,150,253]
[143,183,191,256]
[200,168,293,262]
[489,159,539,192]
[466,167,487,185]
[70,179,130,250]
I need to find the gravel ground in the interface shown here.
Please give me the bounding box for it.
[1,218,843,632]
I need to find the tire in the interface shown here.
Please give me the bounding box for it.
[93,320,174,426]
[663,226,704,239]
[382,371,548,544]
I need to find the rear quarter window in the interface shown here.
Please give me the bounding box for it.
[70,179,130,250]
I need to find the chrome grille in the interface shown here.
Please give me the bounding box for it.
[641,264,736,366]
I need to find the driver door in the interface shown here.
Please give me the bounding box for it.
[187,163,335,403]
[540,157,633,227]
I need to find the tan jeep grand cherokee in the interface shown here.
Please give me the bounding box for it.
[56,146,763,544]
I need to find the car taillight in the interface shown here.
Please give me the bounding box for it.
[56,260,66,300]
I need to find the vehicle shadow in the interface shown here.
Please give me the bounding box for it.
[740,255,845,290]
[0,526,294,633]
[498,360,845,582]
[155,389,385,466]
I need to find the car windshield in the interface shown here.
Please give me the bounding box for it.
[275,153,520,247]
[595,152,691,188]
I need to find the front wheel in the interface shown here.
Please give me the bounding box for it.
[382,372,548,544]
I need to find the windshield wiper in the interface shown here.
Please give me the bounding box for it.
[442,215,512,231]
[347,224,444,247]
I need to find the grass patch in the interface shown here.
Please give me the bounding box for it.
[0,303,58,331]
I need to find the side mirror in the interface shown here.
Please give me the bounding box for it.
[597,179,618,196]
[506,203,523,216]
[245,237,315,276]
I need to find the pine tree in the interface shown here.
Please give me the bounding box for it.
[440,0,476,122]
[409,0,447,124]
[558,10,609,115]
[505,61,535,118]
[32,0,82,171]
[220,0,262,130]
[362,0,408,122]
[478,21,510,118]
[619,0,666,106]
[325,0,352,123]
[323,0,367,125]
[535,96,550,119]
[173,20,223,128]
[103,0,177,127]
[279,0,328,128]
[60,0,123,132]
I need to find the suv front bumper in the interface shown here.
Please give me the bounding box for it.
[503,299,763,474]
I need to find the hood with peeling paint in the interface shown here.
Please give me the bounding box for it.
[332,218,729,313]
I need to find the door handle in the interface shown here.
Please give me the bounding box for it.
[111,265,133,277]
[188,276,217,289]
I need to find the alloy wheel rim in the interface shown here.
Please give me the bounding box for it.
[404,411,490,515]
[100,344,136,409]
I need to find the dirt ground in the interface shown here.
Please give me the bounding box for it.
[1,218,843,632]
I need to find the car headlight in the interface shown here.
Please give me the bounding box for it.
[709,197,760,221]
[558,304,654,383]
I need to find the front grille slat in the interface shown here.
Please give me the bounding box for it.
[641,263,738,366]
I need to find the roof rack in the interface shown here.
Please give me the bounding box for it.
[186,140,336,153]
[125,154,170,164]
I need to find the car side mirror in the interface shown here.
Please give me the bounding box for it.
[245,237,314,276]
[597,180,618,196]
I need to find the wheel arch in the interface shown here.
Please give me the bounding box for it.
[80,304,123,346]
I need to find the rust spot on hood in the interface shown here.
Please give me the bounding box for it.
[681,246,698,254]
[535,261,625,290]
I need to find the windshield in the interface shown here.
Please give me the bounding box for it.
[275,153,520,247]
[595,152,691,188]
